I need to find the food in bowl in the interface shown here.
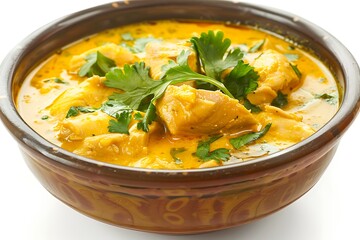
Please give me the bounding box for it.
[1,0,359,234]
[17,20,339,169]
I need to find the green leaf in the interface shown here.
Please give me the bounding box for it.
[284,53,299,62]
[290,64,302,78]
[170,148,186,165]
[132,37,161,53]
[65,106,96,118]
[136,103,157,132]
[243,98,262,113]
[194,135,230,162]
[41,115,49,120]
[223,60,259,99]
[271,91,288,108]
[101,100,132,117]
[66,106,80,118]
[121,32,133,41]
[191,30,243,80]
[230,123,271,149]
[315,93,337,105]
[249,39,265,53]
[108,111,132,134]
[78,51,116,77]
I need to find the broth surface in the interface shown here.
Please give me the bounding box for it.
[17,20,339,169]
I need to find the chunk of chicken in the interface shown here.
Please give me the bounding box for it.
[57,111,112,141]
[73,125,151,161]
[47,76,113,119]
[247,49,301,105]
[69,43,137,73]
[156,85,259,135]
[144,40,198,80]
[255,105,315,146]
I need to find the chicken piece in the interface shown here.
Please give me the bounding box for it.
[255,105,315,146]
[73,125,151,160]
[144,40,198,80]
[247,49,301,105]
[47,76,113,119]
[57,111,112,141]
[156,85,259,135]
[69,43,137,73]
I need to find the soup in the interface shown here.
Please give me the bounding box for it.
[16,20,339,169]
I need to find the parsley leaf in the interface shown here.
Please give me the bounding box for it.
[290,64,302,78]
[170,148,186,165]
[230,123,271,149]
[223,60,259,99]
[108,111,133,134]
[271,91,288,108]
[249,39,265,53]
[65,106,96,118]
[78,51,116,77]
[243,98,262,113]
[191,30,243,80]
[315,93,337,105]
[194,135,230,162]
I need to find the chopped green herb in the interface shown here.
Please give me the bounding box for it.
[194,135,230,162]
[223,60,259,99]
[108,110,132,134]
[284,53,299,62]
[121,32,133,41]
[243,98,262,113]
[230,123,271,149]
[249,39,265,53]
[132,37,161,53]
[290,64,302,78]
[315,93,337,105]
[41,115,49,120]
[78,51,116,77]
[271,91,288,108]
[65,106,96,118]
[288,45,295,50]
[170,148,186,164]
[191,30,244,80]
[43,78,67,84]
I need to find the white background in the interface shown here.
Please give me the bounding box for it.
[0,1,359,239]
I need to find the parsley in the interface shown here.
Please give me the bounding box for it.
[170,148,186,164]
[243,98,262,113]
[315,93,337,105]
[223,60,259,99]
[108,110,132,134]
[194,135,230,162]
[41,115,49,120]
[65,106,96,118]
[271,91,288,108]
[230,123,271,149]
[284,53,299,62]
[191,30,243,80]
[249,39,265,53]
[78,51,116,77]
[290,64,302,78]
[121,32,133,41]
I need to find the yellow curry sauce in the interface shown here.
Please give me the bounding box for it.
[16,20,339,169]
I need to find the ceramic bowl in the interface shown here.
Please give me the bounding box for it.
[0,0,359,234]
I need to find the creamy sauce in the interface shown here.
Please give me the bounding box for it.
[16,20,339,169]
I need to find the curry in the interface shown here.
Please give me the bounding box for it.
[16,20,339,169]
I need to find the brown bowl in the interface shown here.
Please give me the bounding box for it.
[0,0,359,234]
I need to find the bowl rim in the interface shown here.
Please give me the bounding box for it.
[0,0,359,183]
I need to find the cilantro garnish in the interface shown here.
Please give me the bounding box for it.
[194,135,230,162]
[290,64,302,78]
[108,110,132,134]
[65,106,96,118]
[230,123,271,149]
[191,31,243,81]
[121,32,134,41]
[170,148,186,165]
[249,39,265,53]
[284,53,299,62]
[243,98,262,113]
[78,51,116,77]
[271,91,288,108]
[315,93,337,105]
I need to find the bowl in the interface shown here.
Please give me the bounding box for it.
[0,0,359,234]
